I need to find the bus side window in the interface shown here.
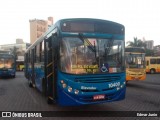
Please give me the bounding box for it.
[157,59,160,64]
[146,61,149,66]
[150,59,156,64]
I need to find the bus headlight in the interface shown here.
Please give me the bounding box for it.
[126,72,130,75]
[123,81,126,85]
[74,89,79,95]
[68,86,72,92]
[62,83,67,88]
[60,80,67,88]
[116,87,120,91]
[60,80,64,84]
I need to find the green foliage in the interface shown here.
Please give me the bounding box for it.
[10,46,19,59]
[145,49,154,56]
[127,37,155,56]
[127,37,146,48]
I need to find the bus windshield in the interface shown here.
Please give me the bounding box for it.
[0,57,14,69]
[60,37,124,74]
[126,53,145,68]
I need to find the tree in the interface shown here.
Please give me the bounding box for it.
[127,37,146,48]
[10,46,19,60]
[127,37,156,56]
[145,49,154,56]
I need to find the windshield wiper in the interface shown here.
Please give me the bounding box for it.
[78,33,97,55]
[105,37,114,56]
[78,33,96,53]
[103,37,114,61]
[78,33,97,64]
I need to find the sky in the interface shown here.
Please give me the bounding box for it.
[0,0,160,45]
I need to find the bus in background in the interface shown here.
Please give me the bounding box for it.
[25,18,126,106]
[146,56,160,74]
[19,65,24,71]
[125,47,146,82]
[17,63,25,71]
[0,53,16,78]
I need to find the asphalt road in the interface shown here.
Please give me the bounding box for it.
[0,72,159,120]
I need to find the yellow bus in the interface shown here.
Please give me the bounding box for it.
[125,47,146,82]
[146,56,160,74]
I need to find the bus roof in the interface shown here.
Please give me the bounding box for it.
[125,47,145,53]
[145,56,160,58]
[0,53,14,58]
[26,18,125,53]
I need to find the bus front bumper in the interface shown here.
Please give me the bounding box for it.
[57,86,126,106]
[126,75,146,81]
[0,71,15,77]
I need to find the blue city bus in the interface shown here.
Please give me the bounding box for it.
[0,53,16,78]
[24,18,126,106]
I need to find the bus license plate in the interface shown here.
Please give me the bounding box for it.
[93,94,105,100]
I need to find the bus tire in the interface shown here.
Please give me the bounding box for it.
[28,78,33,88]
[150,69,155,74]
[42,78,47,96]
[47,97,53,104]
[12,75,15,78]
[29,82,32,87]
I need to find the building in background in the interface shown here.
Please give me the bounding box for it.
[29,17,53,44]
[145,40,154,50]
[0,39,31,71]
[47,17,54,29]
[16,38,24,44]
[154,45,160,56]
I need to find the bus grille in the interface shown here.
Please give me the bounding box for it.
[74,76,121,83]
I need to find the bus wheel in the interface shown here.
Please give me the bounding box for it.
[150,69,155,74]
[47,97,53,104]
[12,75,16,78]
[28,78,33,88]
[42,78,47,96]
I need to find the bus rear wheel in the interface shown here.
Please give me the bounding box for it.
[42,79,47,96]
[150,69,155,74]
[28,78,33,88]
[47,97,53,104]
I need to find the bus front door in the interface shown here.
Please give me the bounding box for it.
[45,35,57,104]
